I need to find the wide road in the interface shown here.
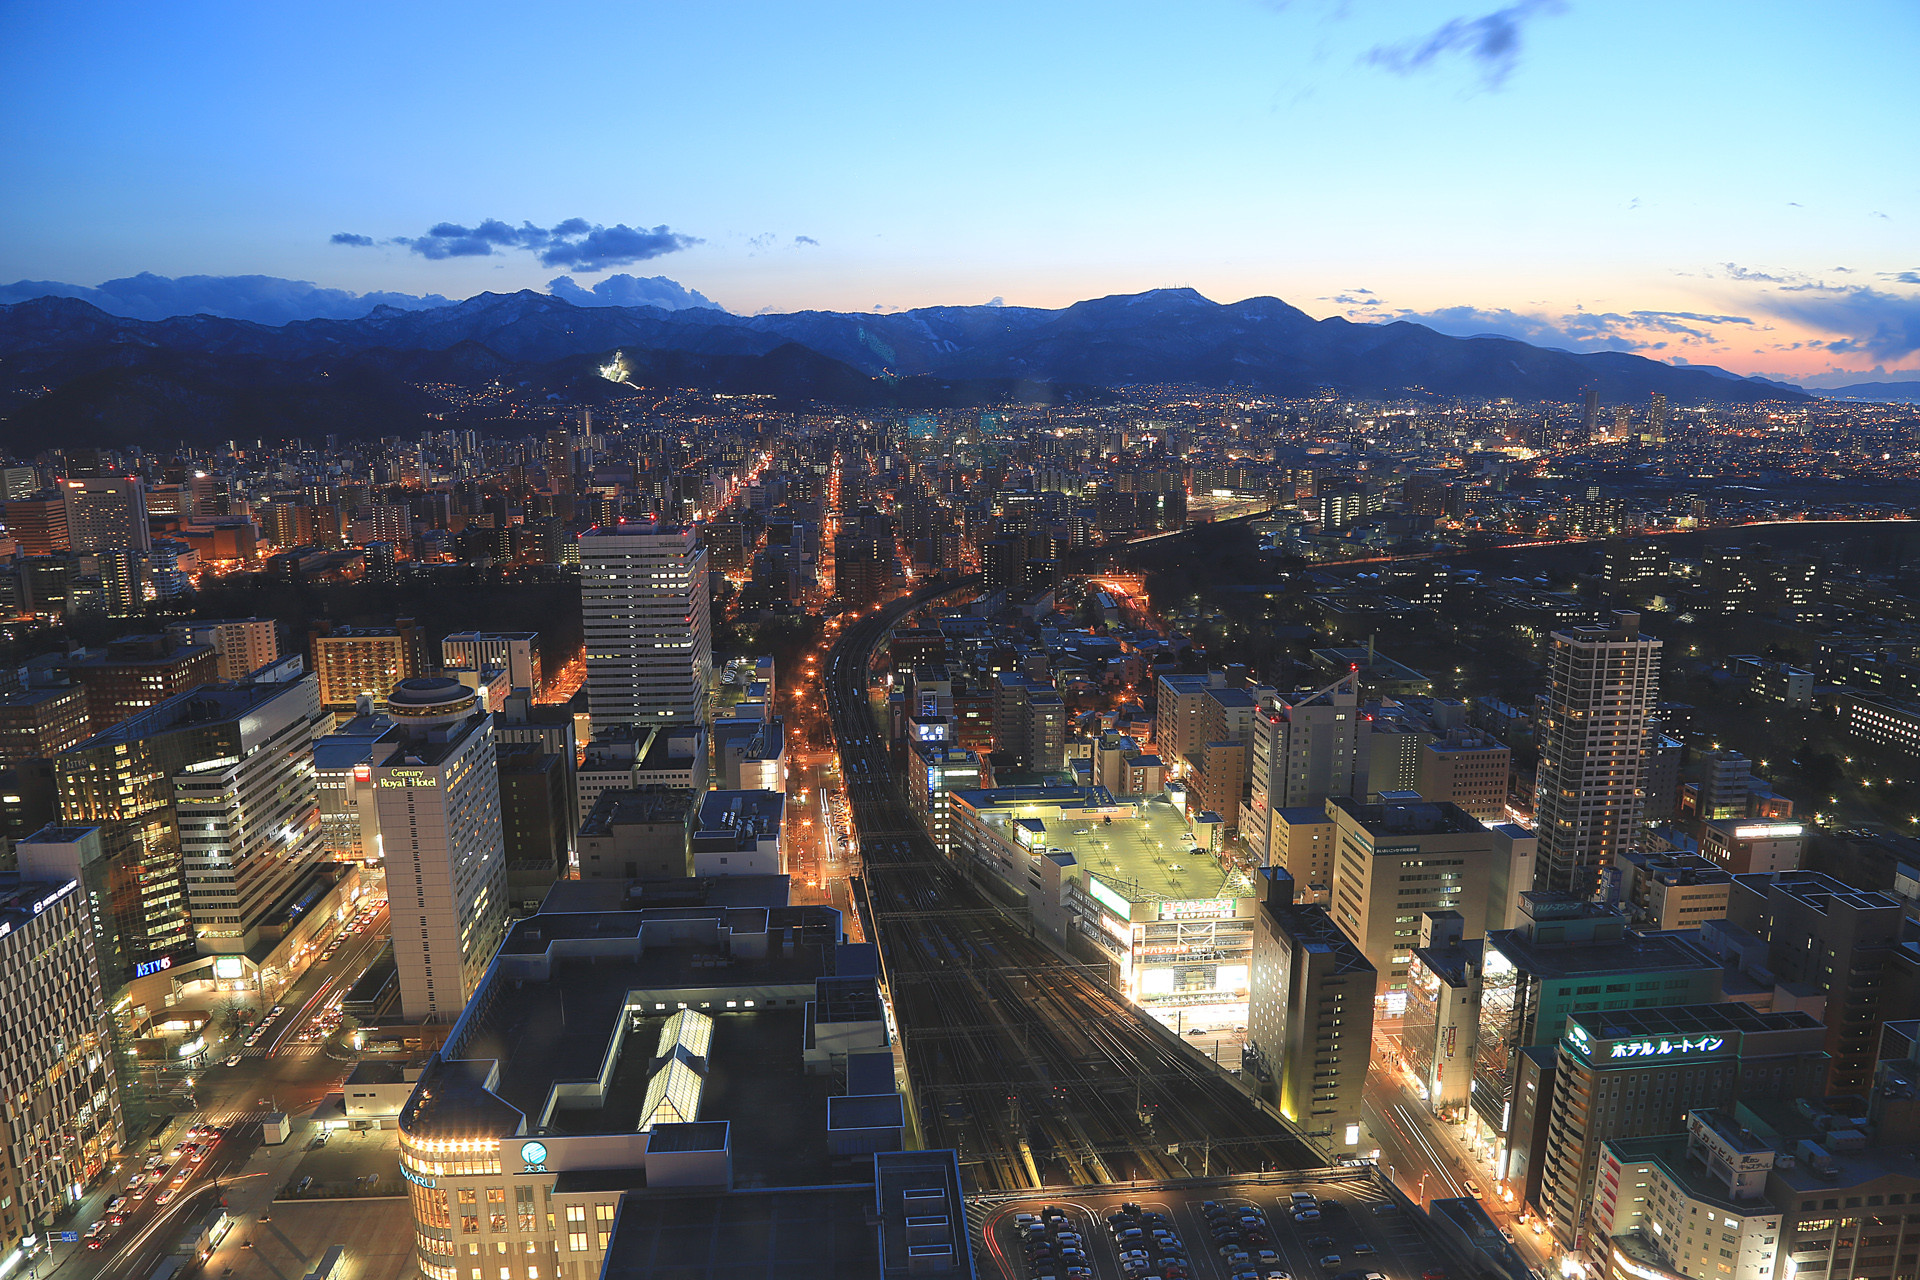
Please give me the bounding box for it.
[825,578,1320,1193]
[40,882,392,1280]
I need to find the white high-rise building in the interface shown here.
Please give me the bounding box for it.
[59,475,150,553]
[440,630,542,695]
[373,678,507,1022]
[580,523,711,735]
[1246,673,1369,863]
[1533,611,1661,898]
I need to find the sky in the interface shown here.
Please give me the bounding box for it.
[3,0,1917,385]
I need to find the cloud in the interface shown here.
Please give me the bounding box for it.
[0,272,455,324]
[1362,0,1564,88]
[986,296,1006,307]
[377,217,700,272]
[330,232,375,247]
[1379,303,1752,353]
[1887,270,1920,285]
[1719,263,1792,284]
[1745,282,1920,362]
[794,235,819,247]
[545,274,723,312]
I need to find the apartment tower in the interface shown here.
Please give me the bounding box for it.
[1533,611,1661,897]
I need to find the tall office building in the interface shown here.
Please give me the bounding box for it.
[0,875,122,1254]
[59,475,150,553]
[170,677,329,953]
[440,630,542,695]
[165,617,279,681]
[62,634,219,732]
[56,674,328,963]
[1248,869,1375,1159]
[1247,674,1369,863]
[1582,386,1601,441]
[1326,797,1493,1008]
[1471,894,1722,1200]
[1716,870,1904,1096]
[373,679,507,1022]
[1646,391,1668,442]
[580,524,711,735]
[1533,611,1661,897]
[4,497,69,555]
[0,683,90,765]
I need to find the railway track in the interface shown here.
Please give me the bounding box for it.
[825,579,1318,1192]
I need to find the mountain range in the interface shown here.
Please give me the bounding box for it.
[1815,381,1920,404]
[0,286,1810,451]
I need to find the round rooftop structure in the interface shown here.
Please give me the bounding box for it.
[386,677,477,726]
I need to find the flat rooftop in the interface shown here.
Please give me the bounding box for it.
[1410,938,1482,987]
[582,787,698,834]
[1566,1003,1825,1043]
[1331,796,1485,837]
[539,877,794,914]
[1486,923,1715,981]
[1261,899,1376,976]
[599,1185,878,1280]
[981,792,1248,905]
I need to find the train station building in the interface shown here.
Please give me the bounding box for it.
[948,785,1260,1026]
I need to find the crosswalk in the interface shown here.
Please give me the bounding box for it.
[236,1041,325,1060]
[197,1104,280,1129]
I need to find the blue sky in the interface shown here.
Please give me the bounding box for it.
[3,0,1916,381]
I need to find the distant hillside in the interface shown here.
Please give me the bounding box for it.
[0,287,1808,449]
[1819,381,1920,404]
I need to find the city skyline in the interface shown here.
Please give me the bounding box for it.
[3,1,1916,386]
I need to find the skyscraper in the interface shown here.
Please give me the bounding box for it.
[1533,611,1661,897]
[59,475,150,553]
[373,679,507,1022]
[1581,386,1600,441]
[580,523,711,736]
[0,875,122,1250]
[1646,390,1667,441]
[54,673,327,973]
[1246,673,1369,864]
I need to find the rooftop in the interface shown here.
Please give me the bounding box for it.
[1486,922,1715,980]
[582,787,699,835]
[1410,937,1483,987]
[1331,796,1485,838]
[599,1185,878,1280]
[404,905,856,1186]
[976,791,1249,905]
[67,676,306,749]
[0,877,78,929]
[1565,1002,1825,1049]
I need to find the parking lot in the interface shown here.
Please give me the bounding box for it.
[978,1174,1449,1280]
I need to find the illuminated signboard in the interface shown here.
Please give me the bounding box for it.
[379,769,440,789]
[353,764,372,782]
[33,881,78,915]
[1087,877,1132,921]
[1732,824,1803,840]
[136,957,174,979]
[1607,1036,1726,1059]
[1158,898,1233,921]
[520,1140,549,1172]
